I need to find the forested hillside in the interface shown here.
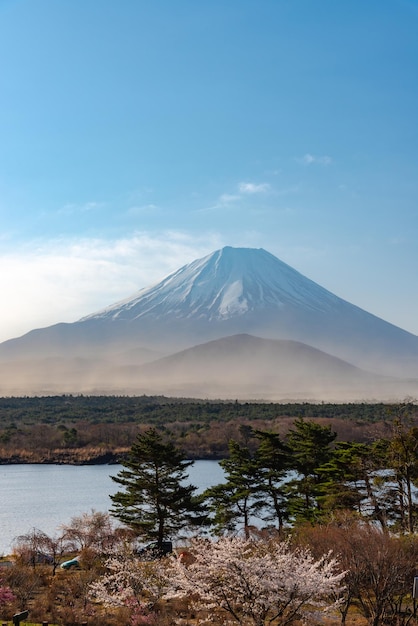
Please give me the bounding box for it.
[0,396,414,463]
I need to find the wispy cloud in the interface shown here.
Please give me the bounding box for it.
[199,181,271,212]
[0,232,223,342]
[218,193,241,204]
[297,153,332,166]
[238,182,270,194]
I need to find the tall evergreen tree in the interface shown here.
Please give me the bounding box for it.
[286,418,336,523]
[316,441,377,519]
[203,439,264,537]
[110,428,207,548]
[253,429,290,532]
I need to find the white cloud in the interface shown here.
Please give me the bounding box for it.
[218,193,241,204]
[0,232,223,343]
[238,182,270,194]
[199,181,271,212]
[298,153,332,166]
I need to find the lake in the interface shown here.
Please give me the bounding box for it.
[0,461,224,556]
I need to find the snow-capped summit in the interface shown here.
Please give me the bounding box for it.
[81,246,342,324]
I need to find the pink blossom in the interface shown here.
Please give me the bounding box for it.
[0,586,16,606]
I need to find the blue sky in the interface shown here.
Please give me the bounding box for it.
[1,0,417,342]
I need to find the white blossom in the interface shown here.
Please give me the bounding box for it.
[89,544,170,609]
[166,536,345,626]
[90,536,345,625]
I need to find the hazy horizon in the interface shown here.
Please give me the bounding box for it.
[0,332,417,403]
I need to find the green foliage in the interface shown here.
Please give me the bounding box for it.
[201,408,418,535]
[253,429,290,530]
[285,419,336,523]
[110,428,207,546]
[204,439,264,537]
[317,441,373,514]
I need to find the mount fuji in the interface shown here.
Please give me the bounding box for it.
[0,246,417,400]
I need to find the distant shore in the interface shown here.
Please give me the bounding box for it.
[0,396,407,465]
[0,449,126,465]
[0,449,222,465]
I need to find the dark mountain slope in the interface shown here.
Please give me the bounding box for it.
[103,334,417,402]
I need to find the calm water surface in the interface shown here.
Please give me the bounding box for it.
[0,460,223,556]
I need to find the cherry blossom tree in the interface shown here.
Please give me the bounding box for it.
[90,537,344,625]
[168,536,345,626]
[88,543,169,622]
[13,527,70,576]
[60,510,116,553]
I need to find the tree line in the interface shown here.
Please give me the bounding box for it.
[0,395,412,462]
[0,395,394,426]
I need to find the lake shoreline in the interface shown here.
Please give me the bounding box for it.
[0,451,223,465]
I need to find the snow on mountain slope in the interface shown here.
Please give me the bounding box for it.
[81,246,343,323]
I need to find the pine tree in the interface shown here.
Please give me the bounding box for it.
[203,439,264,537]
[316,441,373,517]
[253,429,291,532]
[286,418,336,523]
[110,428,207,548]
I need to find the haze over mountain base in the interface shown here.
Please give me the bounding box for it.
[1,248,417,402]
